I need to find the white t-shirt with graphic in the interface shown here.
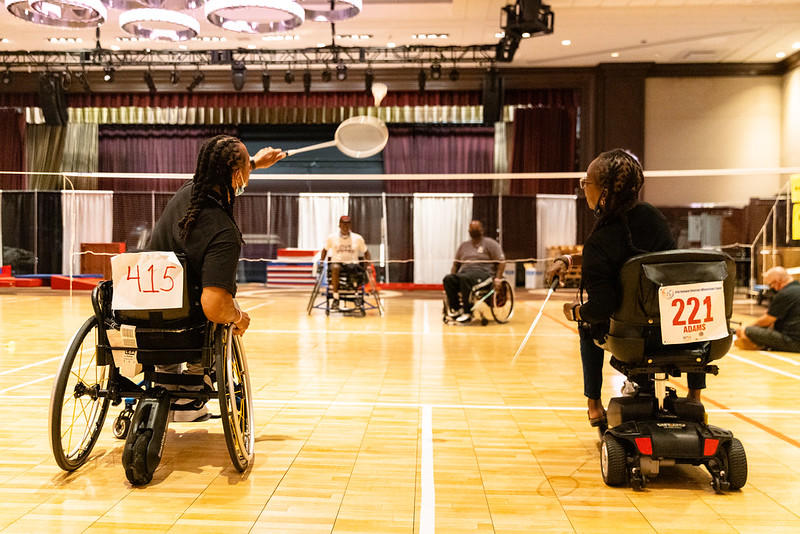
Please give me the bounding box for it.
[324,231,367,264]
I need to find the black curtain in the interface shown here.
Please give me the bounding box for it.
[385,196,413,283]
[501,196,537,263]
[269,194,299,249]
[472,196,500,241]
[1,192,62,274]
[348,196,383,244]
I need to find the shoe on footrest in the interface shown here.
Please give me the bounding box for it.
[171,399,210,422]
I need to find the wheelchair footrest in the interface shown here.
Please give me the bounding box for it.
[122,387,171,485]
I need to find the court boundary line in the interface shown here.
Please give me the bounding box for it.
[420,405,434,534]
[758,350,800,367]
[0,356,61,376]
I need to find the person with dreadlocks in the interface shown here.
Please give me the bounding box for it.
[148,134,284,421]
[545,149,705,433]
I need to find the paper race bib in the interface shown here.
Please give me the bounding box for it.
[111,252,184,311]
[657,281,728,345]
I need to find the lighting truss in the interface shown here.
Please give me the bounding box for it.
[0,44,500,71]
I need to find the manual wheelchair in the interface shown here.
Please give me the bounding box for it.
[48,253,254,486]
[597,249,746,492]
[307,260,384,317]
[442,276,514,325]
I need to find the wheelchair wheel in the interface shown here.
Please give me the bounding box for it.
[217,326,255,472]
[601,434,628,486]
[125,429,155,485]
[725,437,747,490]
[49,316,114,471]
[490,280,514,323]
[112,408,133,440]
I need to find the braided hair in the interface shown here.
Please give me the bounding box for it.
[591,148,644,228]
[178,134,245,241]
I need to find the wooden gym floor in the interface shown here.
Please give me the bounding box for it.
[0,285,799,533]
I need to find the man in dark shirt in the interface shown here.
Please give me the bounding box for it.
[149,135,284,420]
[443,220,506,323]
[736,266,800,352]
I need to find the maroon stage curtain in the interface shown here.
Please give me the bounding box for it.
[0,108,26,189]
[98,125,236,191]
[67,90,481,109]
[509,107,577,195]
[383,125,495,194]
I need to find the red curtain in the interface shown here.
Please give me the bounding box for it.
[97,125,236,191]
[510,107,577,195]
[0,108,26,189]
[383,125,495,194]
[0,94,37,108]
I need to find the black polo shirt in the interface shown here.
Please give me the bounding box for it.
[768,280,800,340]
[149,181,242,298]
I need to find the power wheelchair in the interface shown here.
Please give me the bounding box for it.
[597,249,746,492]
[442,276,514,325]
[307,260,384,317]
[48,252,254,485]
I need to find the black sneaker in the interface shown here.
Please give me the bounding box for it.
[331,298,339,310]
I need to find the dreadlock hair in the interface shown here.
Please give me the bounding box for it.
[178,134,246,241]
[591,148,644,229]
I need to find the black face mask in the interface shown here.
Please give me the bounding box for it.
[469,230,482,239]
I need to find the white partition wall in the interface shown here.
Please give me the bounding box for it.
[413,193,473,284]
[61,190,113,275]
[536,194,577,260]
[298,193,350,250]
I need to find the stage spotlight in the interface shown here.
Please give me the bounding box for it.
[262,71,270,92]
[417,68,426,91]
[321,64,332,82]
[336,61,347,81]
[449,67,460,81]
[169,67,180,85]
[187,71,204,92]
[284,69,294,84]
[303,69,311,94]
[364,67,374,93]
[2,68,12,85]
[231,61,246,91]
[430,61,441,80]
[143,70,157,93]
[103,65,114,83]
[76,71,91,92]
[60,70,71,90]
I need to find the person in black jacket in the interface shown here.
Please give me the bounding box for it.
[547,149,704,431]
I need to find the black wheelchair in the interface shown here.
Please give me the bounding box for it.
[48,253,254,485]
[307,261,384,317]
[442,276,514,325]
[597,249,746,492]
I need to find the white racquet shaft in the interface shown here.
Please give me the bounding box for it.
[511,278,559,363]
[284,140,337,157]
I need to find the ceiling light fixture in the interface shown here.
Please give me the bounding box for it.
[793,42,800,50]
[364,67,374,93]
[336,60,347,81]
[429,61,441,80]
[231,61,246,90]
[303,69,311,93]
[776,51,787,59]
[170,66,180,84]
[417,67,426,92]
[284,68,294,84]
[76,70,91,92]
[321,64,331,82]
[303,0,360,22]
[449,67,459,81]
[6,0,107,27]
[610,52,619,58]
[205,0,304,34]
[103,65,114,83]
[2,68,11,85]
[561,39,571,46]
[261,70,270,91]
[143,69,156,93]
[186,70,204,92]
[119,8,200,41]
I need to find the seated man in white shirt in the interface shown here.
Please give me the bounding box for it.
[320,215,371,310]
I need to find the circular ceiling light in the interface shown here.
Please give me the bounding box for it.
[7,0,107,27]
[119,8,200,41]
[101,0,204,11]
[303,0,360,22]
[205,0,304,34]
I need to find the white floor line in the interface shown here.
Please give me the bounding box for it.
[242,301,272,313]
[0,374,54,394]
[423,302,430,334]
[0,356,61,376]
[247,328,567,337]
[758,350,800,366]
[728,353,800,381]
[420,404,435,534]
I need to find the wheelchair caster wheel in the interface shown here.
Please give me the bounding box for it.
[630,467,646,491]
[113,414,131,440]
[124,429,156,486]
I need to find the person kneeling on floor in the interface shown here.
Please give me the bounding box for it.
[735,266,800,352]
